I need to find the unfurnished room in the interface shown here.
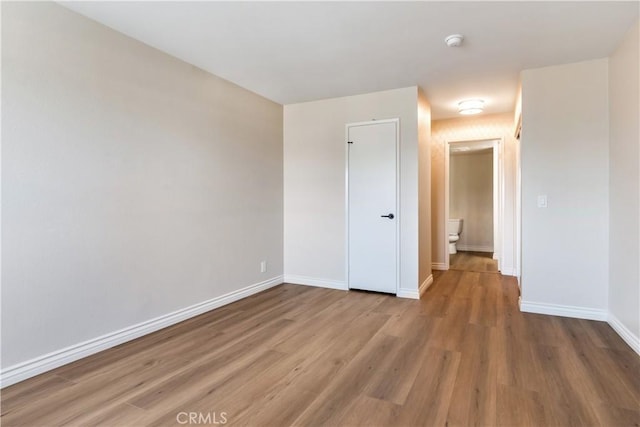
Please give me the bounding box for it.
[1,1,639,426]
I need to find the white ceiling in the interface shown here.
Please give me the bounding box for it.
[61,1,638,119]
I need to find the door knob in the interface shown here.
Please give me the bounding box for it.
[381,213,394,219]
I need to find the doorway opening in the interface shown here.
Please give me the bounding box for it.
[444,138,504,272]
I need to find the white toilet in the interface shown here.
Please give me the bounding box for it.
[448,219,463,255]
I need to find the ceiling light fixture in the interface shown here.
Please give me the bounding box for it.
[445,34,464,47]
[458,99,484,115]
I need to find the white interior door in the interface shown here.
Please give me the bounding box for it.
[347,120,398,294]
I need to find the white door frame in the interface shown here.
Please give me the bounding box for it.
[444,138,505,270]
[515,137,522,286]
[345,118,401,295]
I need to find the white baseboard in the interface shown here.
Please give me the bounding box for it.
[608,314,640,355]
[500,267,517,277]
[419,274,434,296]
[431,262,447,271]
[284,275,348,291]
[397,288,420,299]
[519,299,607,321]
[0,275,284,388]
[456,245,493,253]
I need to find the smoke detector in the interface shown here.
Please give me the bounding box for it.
[445,34,464,47]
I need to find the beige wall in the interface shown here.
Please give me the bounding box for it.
[284,87,422,297]
[520,59,609,314]
[608,21,639,347]
[2,2,283,370]
[450,151,493,251]
[431,113,518,274]
[418,90,433,289]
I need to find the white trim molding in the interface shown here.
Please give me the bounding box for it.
[431,262,448,271]
[284,275,348,291]
[519,299,607,321]
[419,274,434,296]
[608,314,640,355]
[397,288,420,299]
[0,275,284,388]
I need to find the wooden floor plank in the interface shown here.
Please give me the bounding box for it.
[0,375,75,416]
[144,350,297,426]
[273,311,391,396]
[532,344,601,426]
[290,333,401,426]
[496,384,548,427]
[231,384,318,427]
[2,355,187,426]
[394,347,462,427]
[126,319,295,411]
[450,250,499,272]
[446,323,498,427]
[335,395,402,427]
[67,402,148,427]
[363,315,435,405]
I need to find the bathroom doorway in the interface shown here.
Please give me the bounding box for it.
[444,139,504,272]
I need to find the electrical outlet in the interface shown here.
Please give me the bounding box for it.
[260,261,267,273]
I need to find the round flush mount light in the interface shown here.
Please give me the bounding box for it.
[445,34,464,47]
[458,99,484,115]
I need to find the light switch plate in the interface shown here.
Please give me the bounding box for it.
[537,195,548,208]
